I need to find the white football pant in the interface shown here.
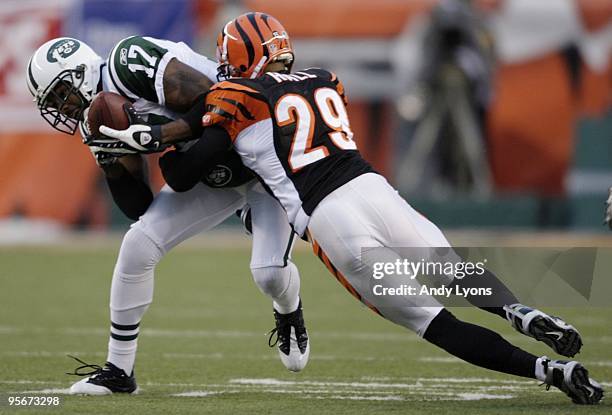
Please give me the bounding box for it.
[107,180,299,373]
[308,173,447,336]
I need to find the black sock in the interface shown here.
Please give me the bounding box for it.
[423,309,536,379]
[481,306,507,319]
[448,269,519,319]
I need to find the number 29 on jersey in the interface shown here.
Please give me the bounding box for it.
[275,87,356,172]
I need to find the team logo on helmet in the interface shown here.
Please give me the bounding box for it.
[119,48,128,65]
[46,39,81,63]
[205,164,233,187]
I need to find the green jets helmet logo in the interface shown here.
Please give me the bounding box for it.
[47,39,81,63]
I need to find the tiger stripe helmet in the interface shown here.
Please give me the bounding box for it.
[216,12,294,80]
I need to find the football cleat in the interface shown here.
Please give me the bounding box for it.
[541,358,604,404]
[67,355,138,395]
[504,304,582,357]
[268,300,310,372]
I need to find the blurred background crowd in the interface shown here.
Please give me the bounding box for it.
[0,0,610,235]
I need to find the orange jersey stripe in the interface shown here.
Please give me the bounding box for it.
[203,86,271,142]
[311,239,383,317]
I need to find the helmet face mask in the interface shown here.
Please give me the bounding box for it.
[37,66,89,135]
[215,46,239,81]
[27,37,103,135]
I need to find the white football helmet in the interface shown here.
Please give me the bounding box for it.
[27,37,104,134]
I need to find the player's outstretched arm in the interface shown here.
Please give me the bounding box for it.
[97,93,208,153]
[97,56,213,151]
[162,59,213,113]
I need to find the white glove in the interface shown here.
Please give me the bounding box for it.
[99,124,164,153]
[98,106,164,153]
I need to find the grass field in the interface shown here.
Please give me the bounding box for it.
[1,237,610,414]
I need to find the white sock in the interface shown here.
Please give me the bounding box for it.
[107,296,150,374]
[106,227,162,374]
[108,322,141,375]
[273,262,301,313]
[535,356,549,382]
[252,262,301,314]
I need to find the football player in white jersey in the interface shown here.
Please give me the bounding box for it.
[27,35,310,395]
[99,13,604,405]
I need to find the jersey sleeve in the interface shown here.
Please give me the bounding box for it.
[201,81,271,142]
[107,36,174,105]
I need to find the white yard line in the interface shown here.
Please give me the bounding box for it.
[319,395,405,401]
[229,378,421,389]
[3,325,612,346]
[584,360,612,367]
[19,388,71,394]
[418,356,462,363]
[0,380,65,385]
[455,393,515,401]
[1,350,398,362]
[2,351,106,357]
[362,376,538,385]
[14,375,612,402]
[0,325,418,342]
[171,391,228,397]
[166,383,518,401]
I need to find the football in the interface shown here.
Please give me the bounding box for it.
[87,91,131,138]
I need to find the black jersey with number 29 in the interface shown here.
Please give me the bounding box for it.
[202,68,374,235]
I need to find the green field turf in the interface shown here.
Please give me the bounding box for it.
[0,241,610,414]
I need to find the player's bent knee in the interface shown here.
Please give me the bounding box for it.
[114,225,164,276]
[250,263,297,298]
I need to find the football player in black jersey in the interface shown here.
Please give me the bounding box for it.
[28,34,310,395]
[98,12,603,404]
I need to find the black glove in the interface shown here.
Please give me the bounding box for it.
[89,146,120,166]
[79,120,121,166]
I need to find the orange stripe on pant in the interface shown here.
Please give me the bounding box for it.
[311,239,382,317]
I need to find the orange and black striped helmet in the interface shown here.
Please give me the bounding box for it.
[216,12,294,80]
